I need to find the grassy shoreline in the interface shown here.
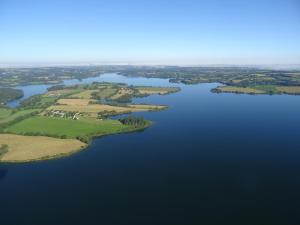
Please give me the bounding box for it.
[0,82,176,163]
[0,121,151,163]
[211,85,300,95]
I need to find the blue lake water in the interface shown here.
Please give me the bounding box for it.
[1,74,300,224]
[7,73,174,107]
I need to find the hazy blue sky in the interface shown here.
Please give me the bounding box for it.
[0,0,299,65]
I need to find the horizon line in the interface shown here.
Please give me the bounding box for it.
[1,63,300,70]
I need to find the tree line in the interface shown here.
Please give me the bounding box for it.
[119,116,148,127]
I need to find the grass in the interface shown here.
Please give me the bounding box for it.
[56,98,92,106]
[0,109,40,124]
[66,85,180,100]
[1,115,151,162]
[45,89,82,97]
[48,98,166,116]
[276,86,300,94]
[0,108,12,119]
[253,85,277,93]
[0,134,86,162]
[0,82,176,163]
[69,90,98,99]
[213,85,300,95]
[55,86,119,100]
[40,96,57,104]
[4,116,133,138]
[93,86,118,99]
[109,88,134,100]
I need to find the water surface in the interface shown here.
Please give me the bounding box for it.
[1,75,300,225]
[7,73,174,107]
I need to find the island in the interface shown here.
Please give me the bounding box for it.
[0,83,180,163]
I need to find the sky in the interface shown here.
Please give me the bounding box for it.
[0,0,299,66]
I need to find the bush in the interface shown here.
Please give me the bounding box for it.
[76,136,90,144]
[119,116,147,127]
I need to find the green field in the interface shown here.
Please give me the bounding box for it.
[91,86,118,100]
[4,116,135,138]
[40,96,57,104]
[0,82,172,162]
[0,108,40,125]
[0,108,12,119]
[253,85,277,93]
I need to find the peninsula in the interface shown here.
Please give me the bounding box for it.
[0,83,180,162]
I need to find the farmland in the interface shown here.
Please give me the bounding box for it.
[0,108,40,127]
[0,134,86,162]
[4,116,135,139]
[212,85,300,95]
[48,98,166,117]
[1,65,300,96]
[0,82,177,162]
[0,88,23,105]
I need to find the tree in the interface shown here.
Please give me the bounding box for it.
[119,116,147,127]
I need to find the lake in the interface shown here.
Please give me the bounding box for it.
[7,73,174,107]
[1,74,300,225]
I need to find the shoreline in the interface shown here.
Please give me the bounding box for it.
[0,81,170,164]
[211,85,300,96]
[0,121,152,164]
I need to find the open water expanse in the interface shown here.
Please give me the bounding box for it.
[1,74,300,225]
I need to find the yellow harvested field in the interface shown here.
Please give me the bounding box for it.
[218,86,265,94]
[231,79,243,84]
[138,90,167,95]
[56,98,94,106]
[48,98,166,115]
[49,104,132,114]
[137,87,177,95]
[276,86,300,94]
[0,134,86,162]
[128,104,167,110]
[69,90,98,99]
[49,104,165,114]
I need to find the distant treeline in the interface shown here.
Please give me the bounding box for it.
[117,66,300,86]
[1,66,300,88]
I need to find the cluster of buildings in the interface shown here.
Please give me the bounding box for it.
[45,110,81,120]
